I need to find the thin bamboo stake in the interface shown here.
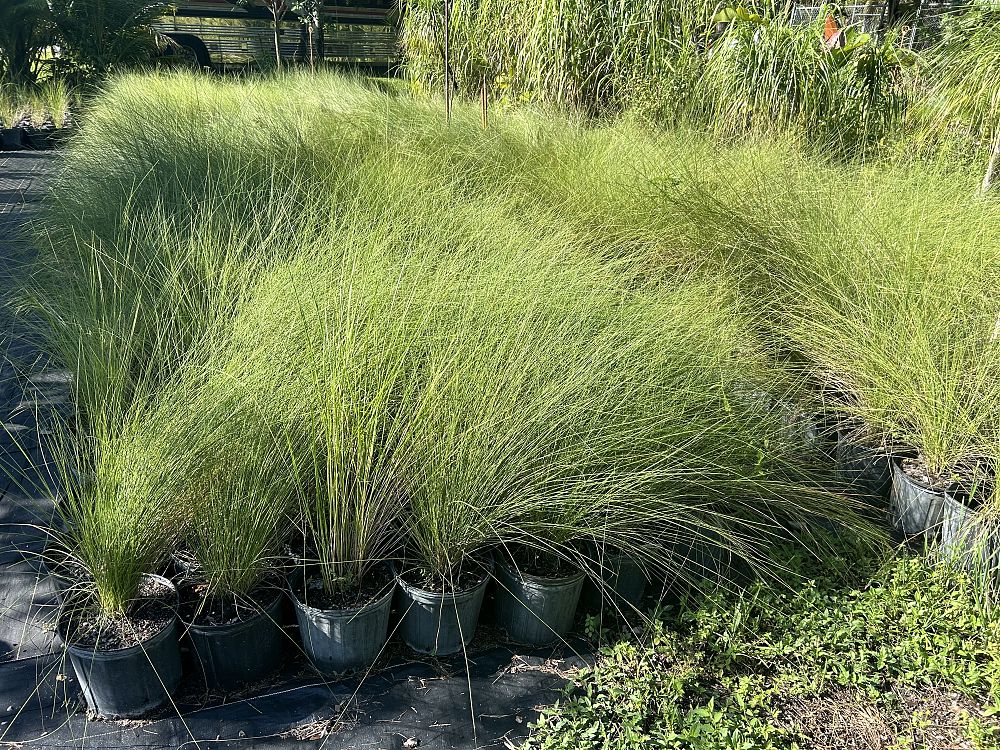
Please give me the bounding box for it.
[481,73,488,129]
[444,0,452,124]
[982,128,1000,195]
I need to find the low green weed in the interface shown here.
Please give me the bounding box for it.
[527,543,1000,749]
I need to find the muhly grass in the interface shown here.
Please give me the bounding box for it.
[18,70,894,619]
[646,141,1000,482]
[46,399,186,617]
[0,79,74,128]
[172,374,295,602]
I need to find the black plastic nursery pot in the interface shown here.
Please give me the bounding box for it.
[1,128,26,150]
[835,431,892,513]
[494,560,585,646]
[394,558,492,656]
[890,459,947,539]
[939,492,1000,573]
[181,587,286,691]
[292,573,395,676]
[580,551,647,615]
[25,127,58,150]
[59,574,183,719]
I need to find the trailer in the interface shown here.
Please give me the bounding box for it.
[153,0,400,73]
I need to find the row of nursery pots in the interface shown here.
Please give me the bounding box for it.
[890,459,998,560]
[1,125,68,151]
[58,550,649,719]
[833,426,998,565]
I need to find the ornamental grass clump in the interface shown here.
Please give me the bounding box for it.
[655,142,1000,493]
[175,381,294,607]
[20,70,885,647]
[48,397,185,620]
[244,249,421,602]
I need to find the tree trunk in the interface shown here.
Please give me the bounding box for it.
[8,31,35,84]
[308,24,314,73]
[272,12,282,71]
[443,0,451,123]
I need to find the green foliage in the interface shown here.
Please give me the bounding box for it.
[48,0,168,77]
[914,4,1000,190]
[401,2,911,156]
[0,0,50,84]
[20,71,872,614]
[645,138,1000,483]
[692,13,912,157]
[526,547,1000,749]
[0,79,75,127]
[402,0,710,120]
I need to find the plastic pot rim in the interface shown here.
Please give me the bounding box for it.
[291,575,395,620]
[180,585,285,637]
[59,573,179,657]
[496,558,584,590]
[393,556,493,605]
[891,456,953,496]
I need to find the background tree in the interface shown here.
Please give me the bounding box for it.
[290,0,323,71]
[0,0,51,84]
[48,0,170,78]
[238,0,289,70]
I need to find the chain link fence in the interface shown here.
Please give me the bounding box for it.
[788,0,986,48]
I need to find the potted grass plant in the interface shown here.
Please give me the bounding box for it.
[176,443,292,692]
[940,474,998,570]
[391,374,499,656]
[769,209,1000,541]
[51,417,184,718]
[0,99,28,150]
[832,416,892,516]
[390,257,591,655]
[493,542,585,646]
[880,328,1000,540]
[578,545,648,616]
[25,80,74,150]
[284,337,406,676]
[25,105,55,150]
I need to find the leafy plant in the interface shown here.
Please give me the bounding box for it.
[48,0,169,77]
[525,541,1000,749]
[693,9,912,157]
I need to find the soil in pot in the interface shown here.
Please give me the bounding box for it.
[178,579,286,691]
[59,574,183,718]
[494,547,585,647]
[293,565,395,676]
[395,555,492,656]
[890,458,951,540]
[580,550,647,616]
